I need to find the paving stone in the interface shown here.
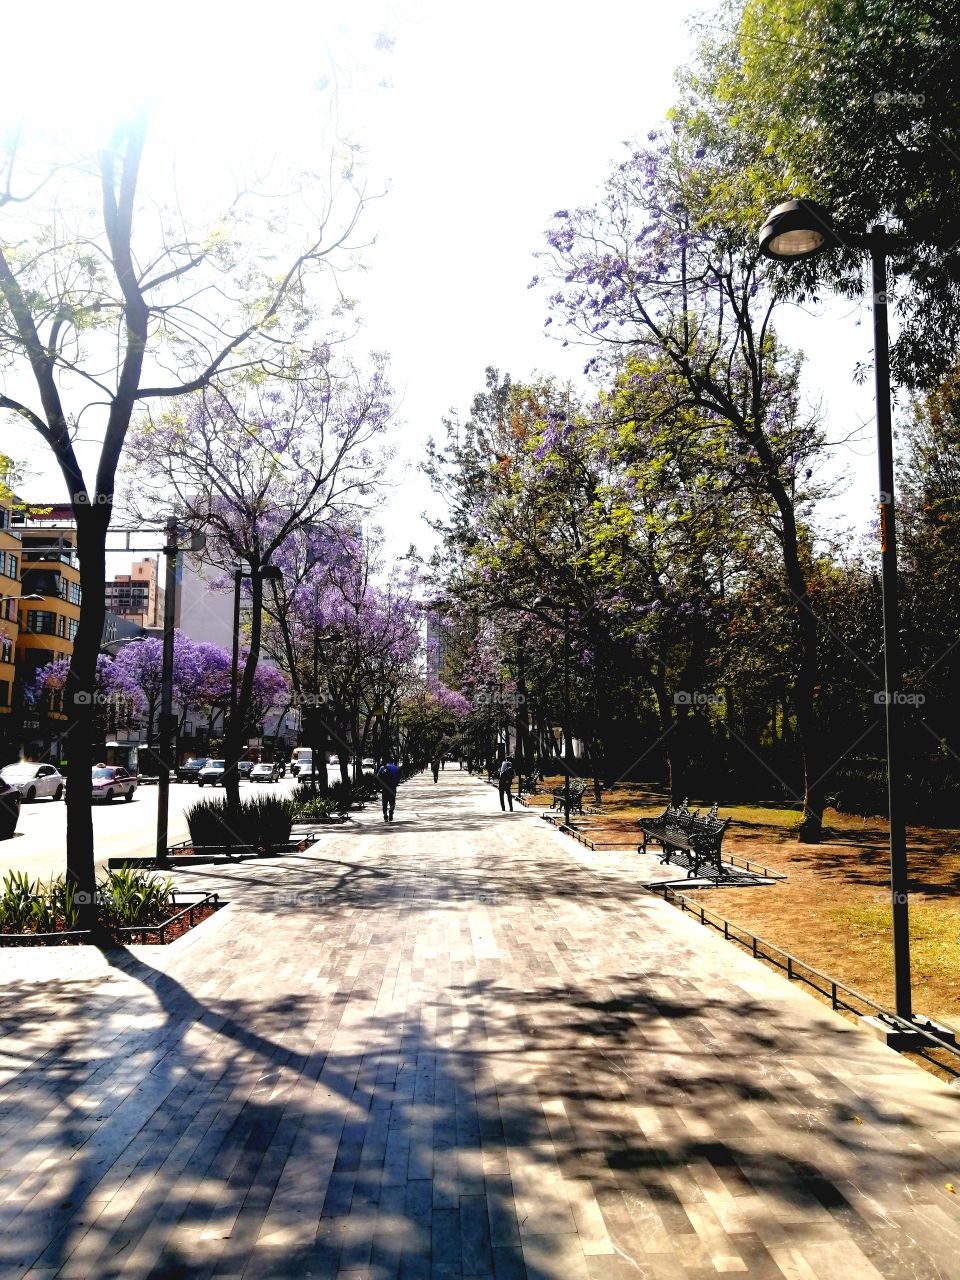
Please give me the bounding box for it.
[1,771,960,1278]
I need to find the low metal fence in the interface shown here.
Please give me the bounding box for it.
[649,883,960,1075]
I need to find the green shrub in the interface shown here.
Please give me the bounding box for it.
[186,795,295,848]
[295,794,337,822]
[98,867,174,925]
[0,871,40,932]
[185,796,241,848]
[245,795,295,846]
[0,869,176,934]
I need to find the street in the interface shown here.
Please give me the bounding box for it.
[0,771,338,880]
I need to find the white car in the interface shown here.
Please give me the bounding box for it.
[250,761,282,783]
[1,762,66,802]
[91,765,137,803]
[198,759,227,787]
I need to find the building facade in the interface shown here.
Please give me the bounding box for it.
[104,557,164,628]
[0,499,22,755]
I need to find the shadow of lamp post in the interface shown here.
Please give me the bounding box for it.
[759,198,916,1025]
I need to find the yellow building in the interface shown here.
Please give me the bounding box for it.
[14,516,82,727]
[0,497,21,723]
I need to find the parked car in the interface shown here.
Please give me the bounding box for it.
[198,760,227,787]
[176,757,209,783]
[361,757,377,770]
[91,765,137,803]
[290,747,312,777]
[250,761,282,783]
[0,761,66,802]
[0,777,21,839]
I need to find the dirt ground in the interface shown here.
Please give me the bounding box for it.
[523,776,960,1073]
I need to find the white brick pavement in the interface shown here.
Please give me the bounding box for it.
[1,769,959,1279]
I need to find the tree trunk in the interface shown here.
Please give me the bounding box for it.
[224,569,266,814]
[66,507,111,932]
[515,643,531,773]
[651,674,683,799]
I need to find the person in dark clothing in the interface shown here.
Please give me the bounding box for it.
[377,760,402,822]
[498,757,515,811]
[431,756,440,783]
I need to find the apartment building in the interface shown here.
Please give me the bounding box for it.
[0,498,21,733]
[105,557,164,628]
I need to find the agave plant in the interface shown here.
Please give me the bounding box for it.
[0,871,41,932]
[98,867,174,926]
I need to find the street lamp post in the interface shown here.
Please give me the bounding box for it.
[759,199,913,1021]
[155,516,179,864]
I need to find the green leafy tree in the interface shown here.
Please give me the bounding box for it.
[685,0,960,386]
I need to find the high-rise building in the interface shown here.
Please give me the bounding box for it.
[426,610,454,685]
[104,557,164,628]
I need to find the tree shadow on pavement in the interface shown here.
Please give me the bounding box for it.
[1,943,958,1278]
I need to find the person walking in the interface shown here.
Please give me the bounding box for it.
[498,757,515,812]
[431,755,441,783]
[377,758,402,822]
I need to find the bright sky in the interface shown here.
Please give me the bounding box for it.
[2,0,880,565]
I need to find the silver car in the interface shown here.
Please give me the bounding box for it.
[250,761,282,783]
[1,762,66,802]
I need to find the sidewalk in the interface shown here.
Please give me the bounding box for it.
[1,769,959,1279]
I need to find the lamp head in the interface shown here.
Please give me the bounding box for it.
[759,198,837,261]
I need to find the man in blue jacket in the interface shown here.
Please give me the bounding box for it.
[377,759,402,822]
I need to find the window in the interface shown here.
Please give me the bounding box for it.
[25,611,58,636]
[0,637,12,663]
[57,614,66,637]
[7,554,17,579]
[0,680,8,707]
[67,618,79,641]
[4,599,15,622]
[69,581,81,605]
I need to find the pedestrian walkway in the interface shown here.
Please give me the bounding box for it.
[1,770,959,1279]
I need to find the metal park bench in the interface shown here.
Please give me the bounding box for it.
[637,800,731,878]
[519,768,541,797]
[550,780,587,816]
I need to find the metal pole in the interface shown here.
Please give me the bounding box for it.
[230,568,242,731]
[563,604,571,827]
[871,227,912,1021]
[155,518,178,864]
[312,588,320,797]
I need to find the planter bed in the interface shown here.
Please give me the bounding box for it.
[107,832,320,871]
[0,891,221,947]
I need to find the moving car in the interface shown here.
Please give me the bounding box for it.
[91,765,137,803]
[0,777,21,839]
[198,760,227,787]
[238,760,253,780]
[0,761,66,802]
[290,747,312,777]
[176,757,209,783]
[250,761,282,783]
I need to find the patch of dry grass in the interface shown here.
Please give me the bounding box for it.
[533,778,960,1044]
